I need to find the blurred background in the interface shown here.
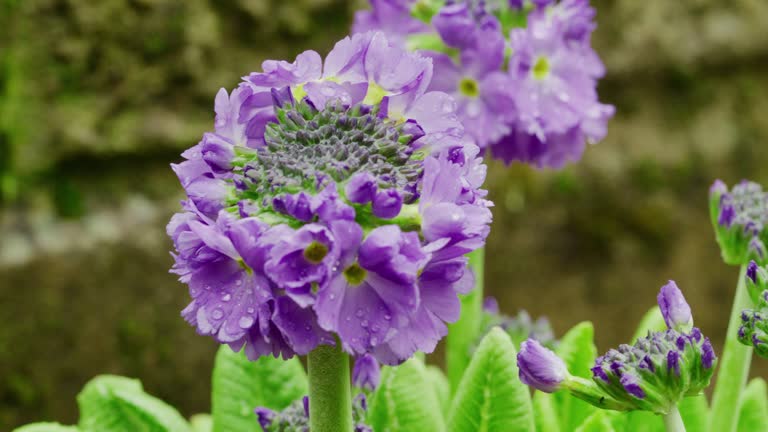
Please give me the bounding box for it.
[1,0,768,428]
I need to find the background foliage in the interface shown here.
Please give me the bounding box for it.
[1,0,768,429]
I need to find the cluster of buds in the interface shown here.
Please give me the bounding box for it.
[517,281,717,415]
[738,260,768,357]
[710,180,768,266]
[256,394,371,432]
[476,296,557,351]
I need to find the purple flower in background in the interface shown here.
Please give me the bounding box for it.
[168,31,492,365]
[353,354,381,390]
[518,339,568,393]
[710,179,768,266]
[657,280,693,332]
[353,0,614,168]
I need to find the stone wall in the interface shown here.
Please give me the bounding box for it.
[2,0,768,428]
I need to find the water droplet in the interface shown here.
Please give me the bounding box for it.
[384,314,392,321]
[356,309,365,318]
[239,316,255,329]
[370,337,378,345]
[305,325,312,331]
[204,285,212,291]
[222,294,232,302]
[235,280,242,287]
[346,316,352,322]
[371,325,380,332]
[212,308,224,320]
[246,307,255,314]
[361,320,369,328]
[329,294,336,300]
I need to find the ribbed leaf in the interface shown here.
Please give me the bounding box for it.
[737,378,768,432]
[679,395,708,432]
[533,392,561,432]
[368,358,446,432]
[553,322,598,431]
[426,364,451,417]
[77,375,191,432]
[447,327,534,432]
[211,346,307,432]
[574,411,616,432]
[13,424,79,432]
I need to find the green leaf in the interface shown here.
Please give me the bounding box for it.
[623,411,664,432]
[679,395,708,432]
[189,414,213,432]
[553,322,598,431]
[77,375,191,432]
[533,392,561,432]
[574,411,616,432]
[211,346,307,432]
[368,358,447,432]
[12,424,79,432]
[737,378,768,432]
[447,327,534,432]
[425,365,451,417]
[631,307,666,343]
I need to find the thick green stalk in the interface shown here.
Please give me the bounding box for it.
[307,344,353,432]
[709,264,753,432]
[447,247,485,393]
[664,406,686,432]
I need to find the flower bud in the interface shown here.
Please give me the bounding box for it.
[739,290,768,359]
[517,339,568,393]
[710,179,768,266]
[657,280,693,333]
[352,354,381,391]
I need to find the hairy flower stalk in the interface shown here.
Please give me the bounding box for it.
[354,0,614,168]
[168,31,491,431]
[709,179,768,432]
[517,281,716,428]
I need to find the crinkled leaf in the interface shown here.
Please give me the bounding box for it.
[737,378,768,432]
[211,346,307,432]
[679,395,708,432]
[77,375,191,432]
[553,322,598,431]
[426,364,451,417]
[368,358,446,432]
[533,392,561,432]
[13,424,79,432]
[574,410,616,432]
[631,307,666,343]
[447,327,534,432]
[190,414,213,432]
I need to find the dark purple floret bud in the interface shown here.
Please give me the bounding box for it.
[748,260,759,283]
[701,338,715,369]
[255,407,276,431]
[737,288,768,359]
[483,296,500,314]
[345,172,378,204]
[517,339,569,393]
[666,351,680,376]
[620,374,645,399]
[372,189,404,219]
[657,281,693,332]
[352,354,381,391]
[718,204,736,227]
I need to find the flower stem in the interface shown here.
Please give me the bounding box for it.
[664,405,686,432]
[447,247,485,393]
[709,264,753,432]
[307,343,353,432]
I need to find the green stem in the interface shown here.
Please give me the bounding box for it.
[447,247,485,393]
[709,264,753,432]
[307,344,353,432]
[664,405,686,432]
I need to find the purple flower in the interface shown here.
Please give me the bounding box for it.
[169,31,491,365]
[494,17,614,168]
[657,281,693,332]
[353,354,381,390]
[353,0,427,45]
[517,339,568,393]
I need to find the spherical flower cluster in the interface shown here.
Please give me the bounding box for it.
[710,179,768,266]
[477,296,557,351]
[354,0,614,168]
[516,281,716,415]
[168,32,492,365]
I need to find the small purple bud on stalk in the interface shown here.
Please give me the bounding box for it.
[352,354,381,391]
[657,281,693,332]
[517,339,568,393]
